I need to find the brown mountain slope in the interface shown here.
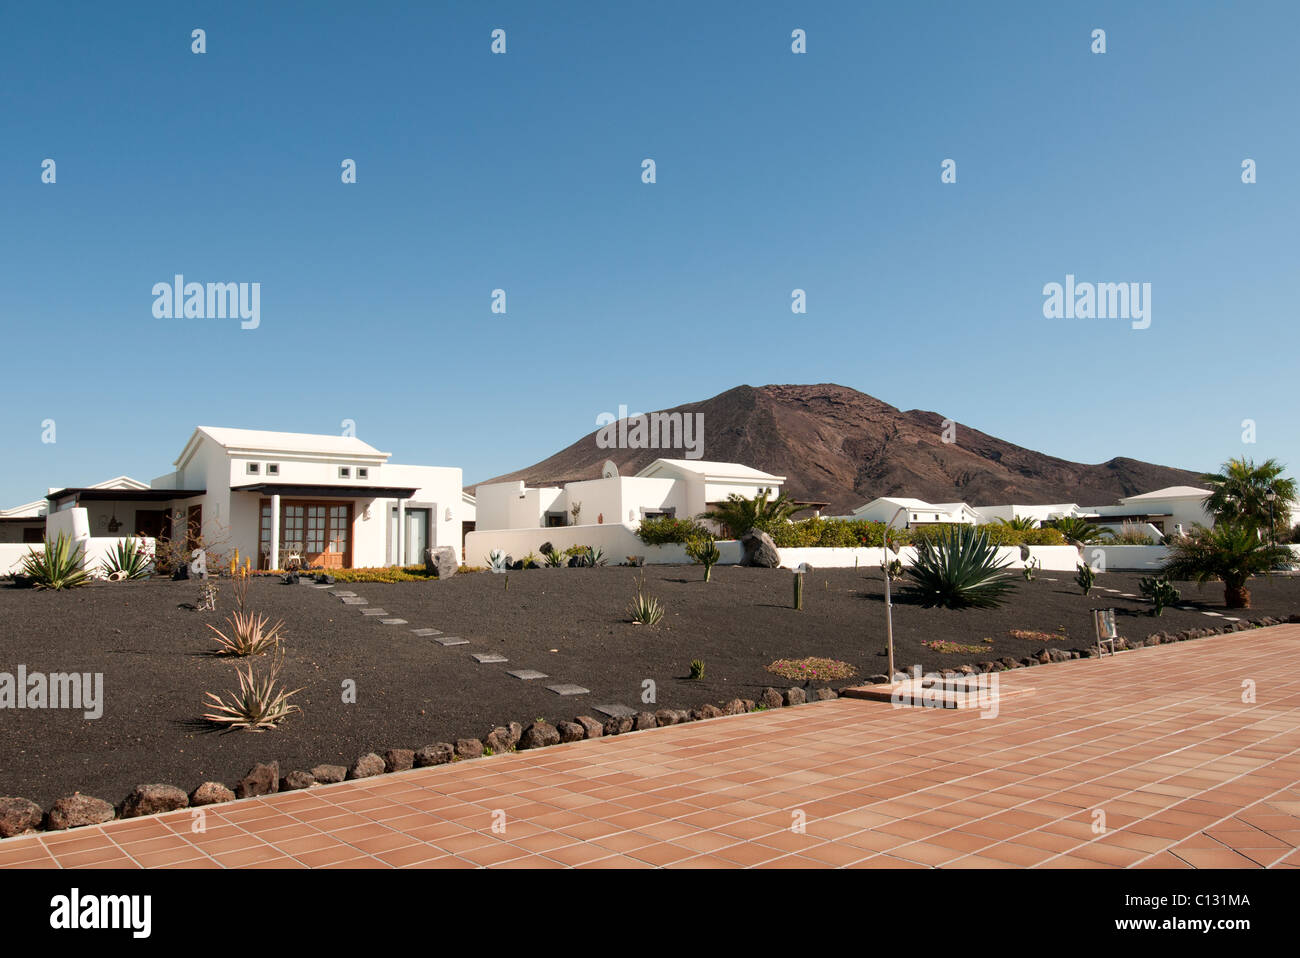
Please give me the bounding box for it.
[471,384,1202,514]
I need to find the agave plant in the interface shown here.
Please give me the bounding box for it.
[1160,521,1291,609]
[627,572,665,625]
[202,655,303,731]
[100,537,153,581]
[20,533,90,590]
[685,537,721,581]
[486,549,509,573]
[542,548,566,568]
[207,610,286,656]
[586,546,607,567]
[904,525,1016,609]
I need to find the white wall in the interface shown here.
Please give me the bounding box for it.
[775,545,1082,571]
[464,523,744,567]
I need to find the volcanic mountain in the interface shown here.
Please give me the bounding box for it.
[471,384,1201,514]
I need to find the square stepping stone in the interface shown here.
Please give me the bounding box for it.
[360,608,388,616]
[472,653,508,664]
[434,636,469,646]
[331,591,357,597]
[1202,611,1223,617]
[381,618,408,625]
[312,584,335,589]
[409,628,443,637]
[341,597,368,605]
[507,669,549,681]
[548,683,590,696]
[594,704,636,718]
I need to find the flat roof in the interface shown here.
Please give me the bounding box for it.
[47,488,206,503]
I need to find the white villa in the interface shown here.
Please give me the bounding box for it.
[850,497,983,527]
[2,426,465,574]
[847,485,1221,537]
[464,458,785,564]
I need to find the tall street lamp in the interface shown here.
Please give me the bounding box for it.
[882,505,909,683]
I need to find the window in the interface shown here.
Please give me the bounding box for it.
[642,509,676,520]
[266,463,279,476]
[357,468,369,480]
[246,462,260,475]
[338,467,351,479]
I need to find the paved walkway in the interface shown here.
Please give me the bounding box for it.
[3,625,1300,869]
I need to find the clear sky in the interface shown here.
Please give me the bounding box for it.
[2,1,1296,506]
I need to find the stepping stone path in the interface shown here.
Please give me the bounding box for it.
[548,683,590,696]
[311,587,599,709]
[594,704,637,718]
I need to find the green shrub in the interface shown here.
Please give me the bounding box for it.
[905,525,1017,609]
[689,659,706,680]
[912,523,1065,547]
[20,533,90,591]
[767,518,906,548]
[635,516,713,546]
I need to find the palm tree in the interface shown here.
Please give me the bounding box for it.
[1160,521,1291,609]
[1045,516,1110,544]
[699,490,804,539]
[995,516,1038,531]
[1201,457,1297,540]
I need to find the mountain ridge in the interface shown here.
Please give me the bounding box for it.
[470,384,1202,514]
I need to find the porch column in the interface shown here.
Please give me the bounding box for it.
[269,494,280,570]
[395,498,407,566]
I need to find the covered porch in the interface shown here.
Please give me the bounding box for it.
[232,482,422,570]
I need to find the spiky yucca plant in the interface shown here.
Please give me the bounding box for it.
[207,610,286,656]
[627,571,665,625]
[905,525,1016,609]
[100,537,153,580]
[202,655,302,731]
[20,533,89,590]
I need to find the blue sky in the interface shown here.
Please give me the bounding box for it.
[2,1,1297,505]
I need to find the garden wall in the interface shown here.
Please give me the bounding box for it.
[463,523,743,566]
[775,544,1081,571]
[1079,545,1167,571]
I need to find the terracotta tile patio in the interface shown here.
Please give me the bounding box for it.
[3,624,1299,869]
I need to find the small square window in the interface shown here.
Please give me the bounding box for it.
[338,467,351,479]
[246,462,260,475]
[266,463,280,476]
[357,467,369,480]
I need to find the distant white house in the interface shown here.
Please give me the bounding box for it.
[1084,486,1214,535]
[850,497,982,527]
[970,503,1083,526]
[6,426,464,572]
[465,458,786,564]
[474,459,785,533]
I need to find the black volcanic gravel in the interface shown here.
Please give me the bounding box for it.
[1,567,1297,807]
